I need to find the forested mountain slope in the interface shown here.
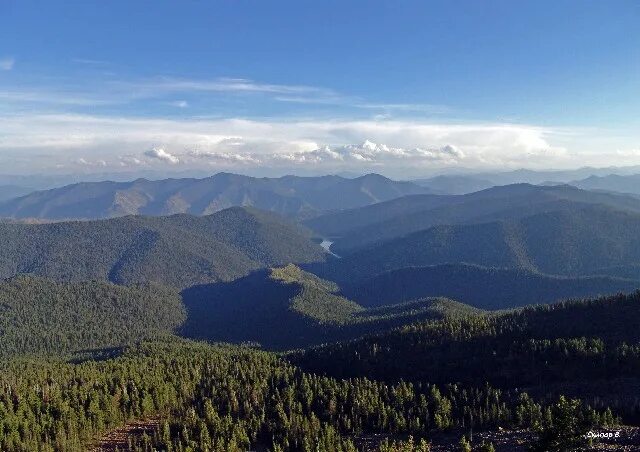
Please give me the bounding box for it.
[0,276,184,357]
[343,263,639,310]
[0,172,429,220]
[0,207,325,288]
[181,264,478,349]
[307,184,640,254]
[1,340,615,452]
[293,291,640,421]
[318,205,640,283]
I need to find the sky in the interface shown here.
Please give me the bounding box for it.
[0,0,639,178]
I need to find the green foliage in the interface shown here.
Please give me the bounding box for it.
[379,436,431,451]
[531,396,600,452]
[0,340,590,452]
[293,291,640,418]
[0,276,184,357]
[272,264,364,323]
[182,265,480,349]
[0,207,325,288]
[477,440,496,452]
[458,435,472,452]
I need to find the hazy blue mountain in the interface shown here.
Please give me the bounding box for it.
[308,183,640,255]
[473,167,640,185]
[0,185,35,202]
[569,174,640,196]
[317,204,640,283]
[0,207,326,288]
[0,172,430,221]
[412,174,495,194]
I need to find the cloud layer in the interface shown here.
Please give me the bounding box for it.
[0,112,576,175]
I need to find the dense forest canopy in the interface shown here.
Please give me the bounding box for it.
[0,276,184,358]
[0,207,326,288]
[0,341,617,452]
[293,291,640,421]
[180,264,478,350]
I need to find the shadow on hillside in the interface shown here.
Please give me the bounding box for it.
[179,269,335,350]
[68,346,125,364]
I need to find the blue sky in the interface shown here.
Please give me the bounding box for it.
[0,0,639,176]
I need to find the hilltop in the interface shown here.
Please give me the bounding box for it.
[0,207,326,288]
[181,264,479,349]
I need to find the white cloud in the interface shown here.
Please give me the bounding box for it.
[144,147,180,164]
[188,149,261,165]
[272,141,465,166]
[77,157,107,167]
[0,57,15,71]
[119,155,144,166]
[0,112,579,174]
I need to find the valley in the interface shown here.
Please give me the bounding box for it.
[2,172,640,451]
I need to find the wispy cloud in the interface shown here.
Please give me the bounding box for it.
[0,90,118,106]
[118,76,339,98]
[355,103,452,115]
[71,58,110,66]
[0,71,454,120]
[167,100,189,108]
[0,76,357,110]
[0,57,15,71]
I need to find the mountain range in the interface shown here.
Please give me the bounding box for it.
[4,170,640,450]
[568,173,640,196]
[317,204,640,283]
[0,172,430,221]
[307,183,640,255]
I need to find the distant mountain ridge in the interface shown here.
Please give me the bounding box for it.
[317,204,640,283]
[0,206,326,288]
[0,172,431,221]
[307,183,640,254]
[568,173,640,196]
[343,263,639,310]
